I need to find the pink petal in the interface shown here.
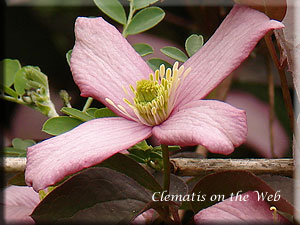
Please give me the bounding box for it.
[70,17,153,119]
[152,100,247,154]
[25,118,152,191]
[194,191,291,224]
[131,209,156,225]
[226,91,289,158]
[175,4,284,109]
[2,185,40,224]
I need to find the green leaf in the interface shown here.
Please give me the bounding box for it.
[93,0,127,25]
[94,107,117,118]
[25,66,48,88]
[61,107,94,122]
[32,167,152,224]
[129,140,152,151]
[133,43,153,57]
[133,0,159,10]
[100,153,162,192]
[86,107,98,117]
[66,49,72,66]
[147,58,172,71]
[3,147,27,157]
[0,59,21,88]
[185,34,204,57]
[42,116,83,135]
[153,145,180,152]
[0,84,18,98]
[3,138,35,157]
[14,68,28,96]
[126,7,165,35]
[12,138,36,150]
[13,66,48,96]
[160,46,188,62]
[127,149,150,162]
[128,154,146,164]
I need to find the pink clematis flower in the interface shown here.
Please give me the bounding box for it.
[25,5,284,191]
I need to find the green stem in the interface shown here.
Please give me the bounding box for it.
[0,95,26,105]
[266,55,276,158]
[161,144,170,193]
[82,97,93,112]
[122,0,135,38]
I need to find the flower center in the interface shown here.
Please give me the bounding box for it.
[105,62,191,126]
[135,80,160,103]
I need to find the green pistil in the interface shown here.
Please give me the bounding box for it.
[135,80,159,103]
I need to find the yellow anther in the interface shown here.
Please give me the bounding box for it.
[123,98,132,106]
[166,68,171,80]
[178,65,184,76]
[173,61,179,71]
[105,98,115,106]
[149,73,154,81]
[159,64,165,79]
[183,67,192,79]
[270,206,278,223]
[155,70,159,81]
[122,85,129,96]
[117,104,127,113]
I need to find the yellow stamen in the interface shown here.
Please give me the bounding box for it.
[107,62,191,126]
[270,206,278,223]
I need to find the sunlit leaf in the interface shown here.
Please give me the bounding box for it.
[133,43,153,57]
[126,7,165,35]
[147,58,172,71]
[185,34,204,57]
[14,66,48,96]
[3,138,35,157]
[0,59,21,88]
[86,107,98,117]
[12,138,36,150]
[94,107,117,118]
[0,84,18,98]
[129,140,153,151]
[42,116,83,135]
[94,0,127,25]
[160,46,188,62]
[66,49,72,66]
[61,107,94,121]
[133,0,159,10]
[3,147,27,157]
[14,68,28,96]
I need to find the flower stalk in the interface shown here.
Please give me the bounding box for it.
[82,97,93,112]
[264,31,294,132]
[161,144,170,193]
[122,0,136,38]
